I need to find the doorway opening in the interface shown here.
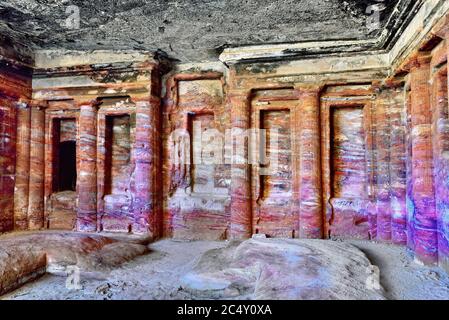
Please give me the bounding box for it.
[52,118,77,192]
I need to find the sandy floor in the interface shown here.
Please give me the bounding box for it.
[349,240,449,300]
[2,239,449,300]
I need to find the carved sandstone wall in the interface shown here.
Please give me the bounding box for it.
[0,58,32,233]
[3,0,449,273]
[162,71,231,240]
[24,58,163,237]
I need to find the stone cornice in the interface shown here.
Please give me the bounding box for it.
[218,0,447,81]
[219,0,424,66]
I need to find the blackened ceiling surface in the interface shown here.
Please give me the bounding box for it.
[0,0,422,62]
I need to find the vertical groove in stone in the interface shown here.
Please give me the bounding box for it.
[14,103,31,230]
[28,106,45,230]
[76,102,98,232]
[229,90,252,239]
[409,55,438,265]
[298,87,323,239]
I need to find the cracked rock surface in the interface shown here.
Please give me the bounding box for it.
[0,0,404,62]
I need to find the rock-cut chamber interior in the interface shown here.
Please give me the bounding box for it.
[2,0,449,301]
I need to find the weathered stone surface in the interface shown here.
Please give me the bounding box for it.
[374,86,407,244]
[2,0,449,283]
[181,238,385,300]
[0,0,419,62]
[250,89,297,238]
[408,56,438,265]
[320,86,375,240]
[0,231,149,295]
[0,60,32,233]
[298,88,323,238]
[13,103,30,230]
[163,73,231,240]
[0,100,16,233]
[133,100,155,235]
[96,99,135,233]
[132,71,162,236]
[47,191,77,230]
[98,108,135,232]
[430,42,449,270]
[28,106,45,230]
[77,102,98,232]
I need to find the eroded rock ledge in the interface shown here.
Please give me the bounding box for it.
[0,231,150,295]
[181,238,386,300]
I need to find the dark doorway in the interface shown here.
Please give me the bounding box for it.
[57,140,77,191]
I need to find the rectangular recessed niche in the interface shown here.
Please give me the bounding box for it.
[330,107,367,199]
[259,109,292,199]
[104,114,131,195]
[189,113,216,193]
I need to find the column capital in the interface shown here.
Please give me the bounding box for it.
[75,97,101,109]
[378,78,405,91]
[130,96,152,105]
[404,53,432,72]
[14,100,30,110]
[29,100,48,110]
[431,14,449,39]
[227,89,251,99]
[294,84,323,97]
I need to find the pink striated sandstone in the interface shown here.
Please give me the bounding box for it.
[76,101,98,232]
[28,105,45,230]
[408,55,438,265]
[298,87,323,239]
[13,102,31,230]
